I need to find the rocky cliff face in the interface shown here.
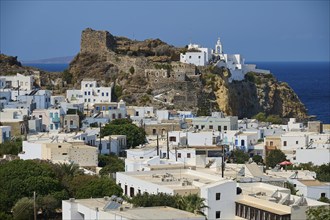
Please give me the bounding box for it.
[68,28,307,119]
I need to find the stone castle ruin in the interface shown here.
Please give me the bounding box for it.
[80,28,116,53]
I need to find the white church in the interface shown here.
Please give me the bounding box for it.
[180,38,270,82]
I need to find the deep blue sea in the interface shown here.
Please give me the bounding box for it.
[26,62,330,124]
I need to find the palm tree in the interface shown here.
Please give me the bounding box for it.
[179,194,208,216]
[59,162,82,177]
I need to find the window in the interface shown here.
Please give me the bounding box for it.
[216,211,221,219]
[102,106,106,111]
[108,107,112,110]
[106,92,109,96]
[135,112,139,116]
[321,193,326,197]
[50,112,53,118]
[198,56,201,59]
[88,91,91,95]
[84,91,87,95]
[90,84,92,87]
[70,120,73,125]
[88,98,90,102]
[152,129,157,135]
[189,56,192,59]
[118,113,122,119]
[178,153,181,158]
[50,124,53,130]
[283,141,287,146]
[65,120,67,125]
[218,126,221,131]
[96,107,100,111]
[224,126,228,131]
[102,92,104,96]
[55,123,59,129]
[270,141,273,146]
[209,125,213,129]
[170,136,176,142]
[216,193,221,200]
[201,125,205,129]
[296,141,299,144]
[85,84,88,87]
[62,153,67,155]
[187,153,191,158]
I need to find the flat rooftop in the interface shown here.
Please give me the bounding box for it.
[65,198,204,220]
[118,169,231,190]
[111,206,203,219]
[237,195,291,215]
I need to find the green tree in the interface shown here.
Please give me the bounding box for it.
[129,66,135,74]
[12,197,34,220]
[318,196,330,204]
[98,154,125,176]
[178,194,208,215]
[128,193,207,215]
[128,192,177,208]
[252,112,266,122]
[285,181,298,195]
[230,150,250,164]
[0,138,22,156]
[0,160,64,213]
[0,211,12,220]
[101,119,146,147]
[316,163,330,182]
[112,85,123,101]
[62,69,73,84]
[266,114,283,124]
[266,149,286,168]
[37,195,58,219]
[75,177,122,199]
[306,206,330,220]
[252,155,263,164]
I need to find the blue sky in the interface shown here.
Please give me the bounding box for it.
[1,0,329,62]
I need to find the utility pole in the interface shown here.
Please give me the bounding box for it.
[221,145,225,178]
[156,133,159,156]
[99,123,102,154]
[33,191,36,220]
[166,131,169,159]
[175,146,177,162]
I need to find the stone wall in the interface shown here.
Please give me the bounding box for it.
[80,28,116,53]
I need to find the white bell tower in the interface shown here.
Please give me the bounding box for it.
[215,37,223,54]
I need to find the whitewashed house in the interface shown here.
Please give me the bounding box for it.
[32,108,62,132]
[19,140,98,167]
[180,43,212,66]
[116,169,236,220]
[66,79,112,109]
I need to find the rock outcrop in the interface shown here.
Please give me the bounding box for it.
[66,28,307,119]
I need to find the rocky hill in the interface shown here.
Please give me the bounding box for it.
[67,28,307,119]
[0,28,307,120]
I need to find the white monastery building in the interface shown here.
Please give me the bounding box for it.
[180,38,270,82]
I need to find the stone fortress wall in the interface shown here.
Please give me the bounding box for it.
[80,28,116,53]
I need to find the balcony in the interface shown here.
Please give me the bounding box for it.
[52,117,60,123]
